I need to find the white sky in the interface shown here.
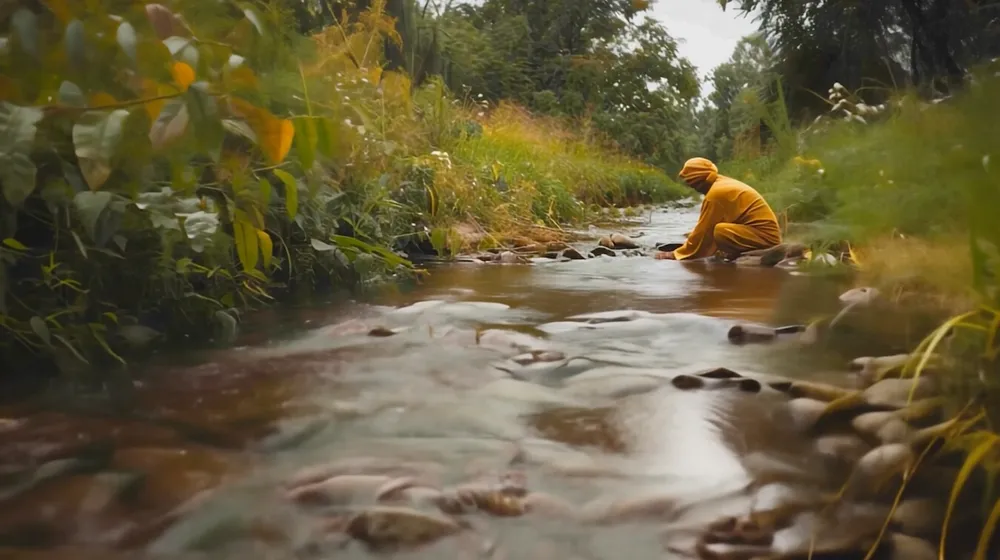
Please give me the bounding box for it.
[650,0,759,90]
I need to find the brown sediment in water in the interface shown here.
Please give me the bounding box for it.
[1,210,985,559]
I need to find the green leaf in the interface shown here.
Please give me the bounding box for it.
[222,118,256,142]
[65,19,87,69]
[294,117,318,170]
[58,81,86,107]
[0,152,38,207]
[148,99,189,151]
[258,178,271,206]
[163,36,199,69]
[185,83,223,160]
[314,117,335,157]
[73,191,113,242]
[54,334,89,364]
[70,230,88,258]
[430,227,447,255]
[331,234,412,269]
[0,102,42,207]
[257,230,273,270]
[273,169,298,219]
[11,9,40,59]
[2,238,28,251]
[72,109,130,190]
[214,310,238,343]
[116,21,138,62]
[940,433,998,558]
[0,102,43,152]
[232,215,259,272]
[310,238,337,252]
[29,316,51,346]
[91,327,125,364]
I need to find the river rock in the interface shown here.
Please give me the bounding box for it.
[760,243,808,267]
[891,498,944,537]
[495,251,526,264]
[287,474,401,506]
[851,411,895,437]
[886,533,936,560]
[855,444,914,486]
[561,247,586,260]
[332,505,467,549]
[590,246,616,257]
[733,255,763,267]
[656,242,683,252]
[863,377,937,408]
[786,381,854,402]
[814,434,871,464]
[597,233,639,249]
[786,398,828,432]
[727,324,776,344]
[875,418,913,444]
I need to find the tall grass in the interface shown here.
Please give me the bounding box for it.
[730,66,1000,558]
[726,65,1000,308]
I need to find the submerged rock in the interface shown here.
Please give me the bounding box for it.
[326,505,467,550]
[609,233,640,249]
[495,251,527,264]
[590,246,616,258]
[727,324,777,344]
[561,247,586,260]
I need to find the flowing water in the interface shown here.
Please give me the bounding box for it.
[0,208,885,559]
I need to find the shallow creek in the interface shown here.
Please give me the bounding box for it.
[0,208,926,559]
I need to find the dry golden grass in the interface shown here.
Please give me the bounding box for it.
[854,235,977,314]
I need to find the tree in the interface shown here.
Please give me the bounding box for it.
[701,33,775,160]
[432,1,700,168]
[718,0,1000,118]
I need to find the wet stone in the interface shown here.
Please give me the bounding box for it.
[727,324,777,344]
[590,247,616,258]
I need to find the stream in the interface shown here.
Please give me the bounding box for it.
[0,207,914,559]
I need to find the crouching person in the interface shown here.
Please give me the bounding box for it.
[655,157,781,261]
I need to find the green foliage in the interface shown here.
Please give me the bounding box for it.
[727,67,1000,557]
[720,0,1000,128]
[0,0,680,377]
[431,0,700,170]
[697,33,776,161]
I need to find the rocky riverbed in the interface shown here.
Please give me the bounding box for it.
[0,208,977,559]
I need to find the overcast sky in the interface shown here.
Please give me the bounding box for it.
[650,0,759,86]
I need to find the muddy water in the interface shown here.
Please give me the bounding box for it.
[0,209,871,559]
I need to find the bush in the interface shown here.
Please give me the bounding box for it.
[0,0,682,378]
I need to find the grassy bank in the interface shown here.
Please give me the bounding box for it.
[728,68,1000,554]
[725,66,1000,314]
[0,1,684,380]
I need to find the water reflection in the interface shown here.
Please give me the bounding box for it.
[0,210,875,559]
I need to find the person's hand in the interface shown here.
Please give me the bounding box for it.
[654,251,676,260]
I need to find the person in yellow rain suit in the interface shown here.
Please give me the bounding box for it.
[655,157,782,261]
